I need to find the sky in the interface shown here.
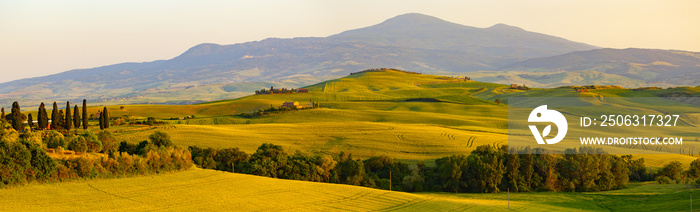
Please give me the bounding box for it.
[1,0,699,83]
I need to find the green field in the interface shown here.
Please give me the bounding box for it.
[8,70,700,211]
[1,168,698,211]
[84,70,697,166]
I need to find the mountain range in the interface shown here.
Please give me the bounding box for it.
[1,13,698,107]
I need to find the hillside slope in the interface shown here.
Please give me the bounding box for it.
[0,13,596,107]
[2,168,698,211]
[492,48,700,87]
[91,70,699,164]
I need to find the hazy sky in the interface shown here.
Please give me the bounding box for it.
[1,0,699,83]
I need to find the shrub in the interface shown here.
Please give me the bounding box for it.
[67,136,88,153]
[98,130,118,154]
[19,131,43,147]
[44,131,65,149]
[656,176,672,184]
[0,126,19,143]
[113,118,125,126]
[80,131,102,153]
[149,131,173,147]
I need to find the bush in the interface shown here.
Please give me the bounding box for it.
[0,126,19,143]
[44,131,65,149]
[81,131,102,153]
[98,130,118,154]
[656,176,673,184]
[67,136,88,153]
[113,118,125,126]
[149,131,173,147]
[19,131,43,147]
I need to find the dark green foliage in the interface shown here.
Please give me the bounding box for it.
[118,140,153,156]
[248,143,287,178]
[27,113,34,129]
[189,146,249,172]
[0,107,4,120]
[11,102,23,131]
[51,102,59,130]
[67,135,88,153]
[118,141,135,155]
[0,122,191,187]
[82,99,88,130]
[38,102,48,130]
[73,105,80,129]
[67,131,101,153]
[149,131,173,147]
[98,110,104,130]
[98,130,118,154]
[363,155,410,191]
[686,159,700,180]
[143,117,167,126]
[57,110,65,131]
[82,131,101,153]
[64,101,72,131]
[334,152,366,186]
[0,139,56,186]
[29,144,57,180]
[517,148,535,192]
[44,131,66,149]
[657,161,683,181]
[134,140,151,155]
[102,107,109,129]
[98,107,110,130]
[186,143,639,193]
[467,145,506,193]
[656,176,673,184]
[622,155,652,181]
[435,154,468,193]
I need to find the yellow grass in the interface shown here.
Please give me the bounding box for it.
[0,168,484,211]
[116,121,505,162]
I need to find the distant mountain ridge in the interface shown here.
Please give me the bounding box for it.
[4,13,697,107]
[494,48,700,87]
[330,13,595,57]
[0,13,599,106]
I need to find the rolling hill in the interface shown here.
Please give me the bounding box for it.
[44,70,695,166]
[2,167,699,211]
[483,48,700,87]
[0,13,597,107]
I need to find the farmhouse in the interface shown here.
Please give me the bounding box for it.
[297,88,308,93]
[281,101,302,109]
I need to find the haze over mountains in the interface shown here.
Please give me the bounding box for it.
[1,13,698,106]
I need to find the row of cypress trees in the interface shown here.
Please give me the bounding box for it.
[1,99,109,132]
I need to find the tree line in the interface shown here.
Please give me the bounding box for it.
[0,120,191,188]
[1,100,111,132]
[190,143,700,193]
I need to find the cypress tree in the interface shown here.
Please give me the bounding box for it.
[51,102,59,130]
[65,101,72,131]
[57,110,65,130]
[73,105,80,129]
[103,107,110,129]
[82,99,88,130]
[99,110,104,130]
[11,101,23,131]
[1,107,4,120]
[27,113,34,129]
[38,102,47,130]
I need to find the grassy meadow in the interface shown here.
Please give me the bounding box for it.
[1,168,699,211]
[85,70,697,166]
[8,70,700,211]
